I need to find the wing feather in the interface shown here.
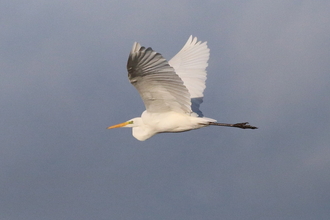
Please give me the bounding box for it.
[127,42,192,114]
[168,36,210,116]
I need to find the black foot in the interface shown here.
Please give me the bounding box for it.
[232,122,258,129]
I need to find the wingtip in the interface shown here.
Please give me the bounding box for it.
[184,35,208,48]
[188,35,193,42]
[131,42,141,54]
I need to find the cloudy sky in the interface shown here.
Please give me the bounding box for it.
[1,0,330,219]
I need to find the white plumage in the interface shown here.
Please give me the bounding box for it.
[108,36,257,141]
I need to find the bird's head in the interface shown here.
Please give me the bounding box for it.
[107,117,154,141]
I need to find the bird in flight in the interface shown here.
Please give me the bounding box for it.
[108,36,257,141]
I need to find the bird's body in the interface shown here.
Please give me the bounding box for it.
[108,36,257,141]
[131,111,216,141]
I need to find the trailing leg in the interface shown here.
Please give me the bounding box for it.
[208,122,258,129]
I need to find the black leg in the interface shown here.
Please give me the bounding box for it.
[208,122,258,129]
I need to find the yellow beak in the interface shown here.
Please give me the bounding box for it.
[107,121,130,129]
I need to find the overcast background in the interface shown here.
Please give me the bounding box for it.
[1,1,330,219]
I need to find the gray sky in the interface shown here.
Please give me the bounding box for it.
[1,1,330,219]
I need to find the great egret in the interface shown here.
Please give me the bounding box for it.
[108,36,257,141]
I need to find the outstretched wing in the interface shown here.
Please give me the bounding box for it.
[168,36,210,116]
[127,42,192,114]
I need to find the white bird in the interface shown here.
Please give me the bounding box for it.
[108,36,257,141]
